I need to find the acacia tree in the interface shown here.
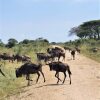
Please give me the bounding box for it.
[81,20,100,39]
[69,20,100,39]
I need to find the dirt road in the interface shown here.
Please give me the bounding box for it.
[7,51,100,100]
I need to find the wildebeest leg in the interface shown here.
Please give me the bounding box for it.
[62,55,65,61]
[58,56,60,61]
[55,72,62,84]
[44,58,47,64]
[68,71,71,85]
[36,72,40,83]
[26,75,33,81]
[40,70,46,82]
[26,74,30,86]
[56,73,62,84]
[62,72,66,84]
[69,74,71,84]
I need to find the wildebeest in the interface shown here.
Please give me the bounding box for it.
[71,50,76,60]
[0,53,14,63]
[54,47,64,52]
[47,61,72,84]
[51,51,65,61]
[22,55,31,63]
[36,53,52,63]
[14,54,31,63]
[47,47,64,53]
[15,62,45,86]
[47,48,65,61]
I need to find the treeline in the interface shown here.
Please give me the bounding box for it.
[0,38,49,48]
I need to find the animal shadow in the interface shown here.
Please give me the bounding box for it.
[35,83,68,88]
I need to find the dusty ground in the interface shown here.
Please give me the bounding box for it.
[7,50,100,100]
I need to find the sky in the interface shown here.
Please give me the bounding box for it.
[0,0,100,43]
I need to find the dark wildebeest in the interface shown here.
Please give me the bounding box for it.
[51,51,65,61]
[47,61,72,84]
[15,62,45,86]
[0,53,14,63]
[14,54,31,63]
[54,47,64,52]
[36,53,52,63]
[71,50,76,60]
[13,54,23,63]
[22,55,31,63]
[47,48,65,61]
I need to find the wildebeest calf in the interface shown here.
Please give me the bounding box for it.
[15,62,46,86]
[47,62,72,84]
[71,50,76,60]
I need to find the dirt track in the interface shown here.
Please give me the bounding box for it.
[7,51,100,100]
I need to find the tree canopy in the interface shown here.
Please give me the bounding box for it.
[6,38,18,48]
[69,20,100,40]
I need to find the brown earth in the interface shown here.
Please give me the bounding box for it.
[6,50,100,100]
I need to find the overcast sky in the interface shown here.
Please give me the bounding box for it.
[0,0,100,43]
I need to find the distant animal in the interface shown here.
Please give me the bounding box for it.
[47,48,65,61]
[54,47,64,53]
[47,62,72,84]
[14,54,31,63]
[22,55,31,63]
[47,47,64,54]
[13,54,22,63]
[71,50,76,60]
[51,51,65,61]
[15,62,45,86]
[0,53,14,63]
[36,53,52,63]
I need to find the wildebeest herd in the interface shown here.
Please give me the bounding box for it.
[0,46,80,86]
[0,53,31,63]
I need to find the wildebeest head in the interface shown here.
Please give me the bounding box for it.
[15,68,22,78]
